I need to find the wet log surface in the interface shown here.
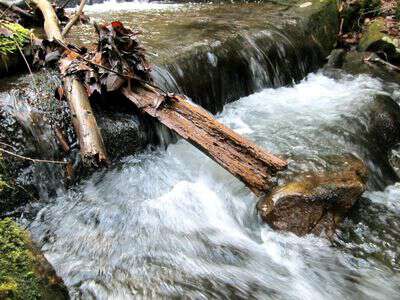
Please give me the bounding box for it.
[122,87,288,195]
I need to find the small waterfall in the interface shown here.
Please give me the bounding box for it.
[154,27,324,114]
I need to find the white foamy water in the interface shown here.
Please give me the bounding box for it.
[74,0,182,13]
[30,72,400,299]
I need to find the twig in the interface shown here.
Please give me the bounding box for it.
[364,54,400,72]
[13,36,40,95]
[0,141,14,149]
[61,0,87,37]
[0,147,68,164]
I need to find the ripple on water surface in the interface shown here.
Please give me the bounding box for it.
[30,72,400,299]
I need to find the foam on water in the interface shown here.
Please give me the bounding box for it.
[29,72,400,298]
[75,0,182,13]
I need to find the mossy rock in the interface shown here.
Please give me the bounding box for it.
[0,218,69,299]
[0,22,30,76]
[358,18,400,63]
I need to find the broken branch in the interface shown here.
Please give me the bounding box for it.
[30,0,108,167]
[0,147,67,164]
[62,0,87,37]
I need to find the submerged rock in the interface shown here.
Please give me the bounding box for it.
[257,157,368,236]
[0,218,69,299]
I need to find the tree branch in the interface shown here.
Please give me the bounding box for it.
[62,0,87,37]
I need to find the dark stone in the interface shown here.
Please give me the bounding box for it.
[368,94,400,151]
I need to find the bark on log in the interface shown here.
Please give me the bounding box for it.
[30,0,108,167]
[64,77,108,164]
[30,0,63,41]
[122,87,287,195]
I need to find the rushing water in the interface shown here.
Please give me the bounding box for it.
[29,72,400,299]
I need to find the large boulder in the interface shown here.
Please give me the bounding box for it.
[257,157,368,236]
[0,218,69,299]
[368,94,400,151]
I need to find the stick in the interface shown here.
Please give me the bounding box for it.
[0,147,67,164]
[30,0,108,166]
[62,0,86,37]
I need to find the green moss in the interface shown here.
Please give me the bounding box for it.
[0,22,30,56]
[0,218,41,300]
[395,1,400,21]
[358,17,385,51]
[0,22,30,72]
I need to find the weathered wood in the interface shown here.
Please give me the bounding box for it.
[30,0,108,166]
[64,77,108,164]
[122,86,287,195]
[30,0,63,41]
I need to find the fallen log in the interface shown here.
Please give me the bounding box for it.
[30,0,108,167]
[122,87,287,195]
[65,21,287,194]
[26,3,287,194]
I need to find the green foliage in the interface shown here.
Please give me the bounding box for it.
[0,218,41,300]
[360,0,382,17]
[0,22,30,56]
[395,1,400,20]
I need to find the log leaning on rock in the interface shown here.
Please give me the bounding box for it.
[123,87,288,195]
[30,0,108,166]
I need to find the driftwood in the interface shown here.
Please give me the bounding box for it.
[30,0,108,166]
[123,87,287,195]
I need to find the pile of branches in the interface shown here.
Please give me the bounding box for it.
[59,21,152,97]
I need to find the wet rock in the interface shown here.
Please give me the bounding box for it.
[358,18,400,64]
[257,157,368,236]
[326,49,346,68]
[0,218,69,299]
[389,147,400,178]
[339,50,400,83]
[368,94,400,151]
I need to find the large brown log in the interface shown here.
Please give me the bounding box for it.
[30,0,108,167]
[122,87,287,195]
